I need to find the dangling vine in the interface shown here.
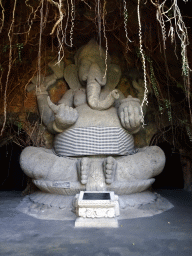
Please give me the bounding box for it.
[137,0,148,127]
[123,0,132,52]
[102,0,108,78]
[1,0,17,136]
[0,0,191,143]
[150,0,191,123]
[96,0,102,52]
[0,0,5,33]
[37,0,44,91]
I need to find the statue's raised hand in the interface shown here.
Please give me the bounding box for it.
[47,96,78,132]
[36,83,48,96]
[118,95,142,134]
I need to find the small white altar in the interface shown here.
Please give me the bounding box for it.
[74,191,120,228]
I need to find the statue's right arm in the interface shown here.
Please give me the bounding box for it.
[36,90,56,133]
[36,89,76,134]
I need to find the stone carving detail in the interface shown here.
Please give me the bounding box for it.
[79,208,115,218]
[75,191,120,222]
[20,39,166,195]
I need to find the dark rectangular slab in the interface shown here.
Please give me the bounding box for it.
[83,193,111,200]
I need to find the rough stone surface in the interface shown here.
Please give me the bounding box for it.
[180,154,192,191]
[75,217,119,228]
[17,191,173,221]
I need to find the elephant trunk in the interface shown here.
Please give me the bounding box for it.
[87,63,119,110]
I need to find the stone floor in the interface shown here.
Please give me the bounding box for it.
[0,189,192,256]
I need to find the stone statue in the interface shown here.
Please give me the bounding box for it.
[20,39,165,195]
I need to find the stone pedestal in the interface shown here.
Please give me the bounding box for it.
[17,191,174,221]
[75,217,118,228]
[74,191,120,228]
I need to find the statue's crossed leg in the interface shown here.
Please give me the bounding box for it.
[20,146,165,190]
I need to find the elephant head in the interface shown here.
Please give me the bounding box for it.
[64,39,122,110]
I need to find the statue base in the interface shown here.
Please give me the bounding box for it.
[33,179,155,195]
[75,217,118,228]
[17,191,174,221]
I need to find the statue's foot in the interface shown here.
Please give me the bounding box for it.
[104,156,117,184]
[79,157,90,185]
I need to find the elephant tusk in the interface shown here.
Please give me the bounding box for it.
[47,96,59,114]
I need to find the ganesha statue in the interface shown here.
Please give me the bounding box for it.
[20,39,165,195]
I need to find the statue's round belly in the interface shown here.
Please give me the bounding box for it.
[54,104,135,157]
[54,126,135,157]
[71,104,123,128]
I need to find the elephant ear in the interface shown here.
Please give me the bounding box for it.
[64,64,81,90]
[106,64,122,90]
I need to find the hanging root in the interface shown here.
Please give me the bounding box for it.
[49,0,64,35]
[0,0,5,33]
[150,0,191,123]
[102,0,108,78]
[123,0,132,52]
[1,0,17,135]
[81,0,91,9]
[137,0,148,127]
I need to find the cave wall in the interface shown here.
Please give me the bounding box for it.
[1,45,192,191]
[0,0,192,191]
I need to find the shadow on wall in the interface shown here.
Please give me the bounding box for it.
[0,142,27,191]
[152,142,184,190]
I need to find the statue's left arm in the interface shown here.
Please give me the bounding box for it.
[118,95,142,134]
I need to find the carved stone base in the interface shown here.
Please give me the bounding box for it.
[17,193,76,220]
[33,179,154,195]
[75,191,120,217]
[74,191,119,228]
[17,191,174,221]
[75,217,118,228]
